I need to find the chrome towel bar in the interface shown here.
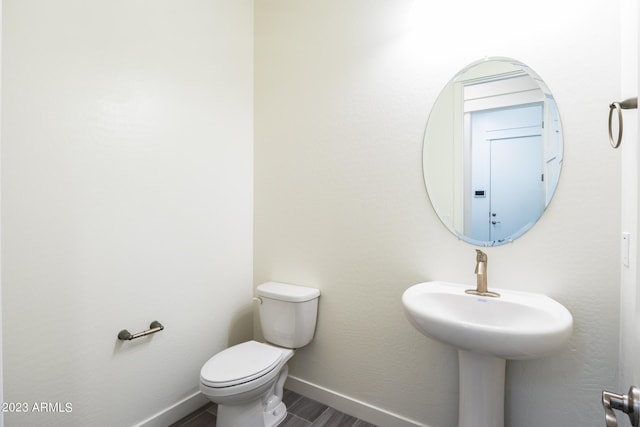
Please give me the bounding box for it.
[609,97,638,148]
[117,321,164,341]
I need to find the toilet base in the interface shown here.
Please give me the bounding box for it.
[264,401,287,427]
[214,363,290,427]
[217,398,263,427]
[216,393,287,427]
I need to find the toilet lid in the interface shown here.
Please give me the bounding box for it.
[200,341,283,388]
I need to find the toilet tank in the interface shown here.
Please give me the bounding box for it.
[256,282,320,349]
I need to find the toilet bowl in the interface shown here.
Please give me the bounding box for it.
[200,340,294,427]
[199,282,320,427]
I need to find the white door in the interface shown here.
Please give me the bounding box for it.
[490,134,543,241]
[608,2,639,423]
[469,104,544,243]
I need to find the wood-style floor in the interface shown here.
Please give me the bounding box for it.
[169,389,377,427]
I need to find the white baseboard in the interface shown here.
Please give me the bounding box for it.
[134,391,209,427]
[285,375,428,427]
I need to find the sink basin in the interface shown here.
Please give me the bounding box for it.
[402,281,573,360]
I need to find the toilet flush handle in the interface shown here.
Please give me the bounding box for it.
[252,297,263,304]
[602,386,640,427]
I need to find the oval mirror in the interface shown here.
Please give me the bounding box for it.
[423,57,563,246]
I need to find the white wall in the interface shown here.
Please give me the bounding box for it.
[2,1,253,426]
[255,1,621,426]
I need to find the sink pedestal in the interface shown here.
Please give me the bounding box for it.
[458,351,505,427]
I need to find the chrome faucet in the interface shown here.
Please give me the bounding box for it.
[465,249,500,297]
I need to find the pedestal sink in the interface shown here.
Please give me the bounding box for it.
[402,281,573,427]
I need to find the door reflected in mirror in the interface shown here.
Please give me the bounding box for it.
[423,58,563,246]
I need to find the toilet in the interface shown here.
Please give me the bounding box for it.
[199,282,321,427]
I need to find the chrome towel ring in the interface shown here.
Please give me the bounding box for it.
[609,97,638,149]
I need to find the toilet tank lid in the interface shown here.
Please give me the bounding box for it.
[257,282,320,302]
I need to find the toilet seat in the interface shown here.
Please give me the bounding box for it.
[200,341,284,388]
